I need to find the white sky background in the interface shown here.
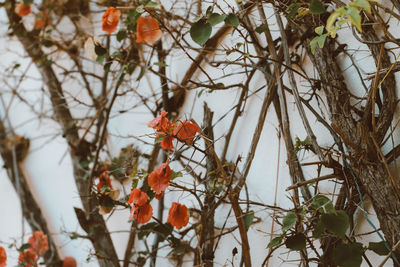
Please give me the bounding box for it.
[0,1,399,266]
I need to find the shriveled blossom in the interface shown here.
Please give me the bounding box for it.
[148,159,173,195]
[62,256,77,267]
[34,11,47,30]
[102,7,121,34]
[97,170,113,191]
[130,203,153,224]
[18,248,37,267]
[136,17,162,44]
[155,191,164,200]
[173,120,200,145]
[28,231,49,256]
[15,2,31,17]
[167,202,189,229]
[0,246,6,267]
[128,188,148,206]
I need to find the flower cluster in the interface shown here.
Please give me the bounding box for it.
[14,1,47,30]
[147,111,201,150]
[101,7,162,44]
[18,231,49,267]
[0,246,6,267]
[128,188,153,224]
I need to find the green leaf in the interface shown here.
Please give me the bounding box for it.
[310,36,319,55]
[352,0,371,13]
[268,236,283,248]
[285,233,306,251]
[137,66,146,81]
[321,210,349,238]
[171,171,183,180]
[282,211,297,232]
[18,243,32,252]
[368,241,390,256]
[346,6,362,32]
[255,24,268,34]
[333,242,364,267]
[326,7,345,37]
[286,3,301,18]
[145,1,158,7]
[309,0,326,14]
[315,26,324,35]
[244,211,254,231]
[312,218,325,238]
[155,134,166,144]
[207,13,226,26]
[225,14,239,27]
[190,20,212,46]
[317,34,327,48]
[311,195,335,213]
[95,44,107,56]
[116,30,127,42]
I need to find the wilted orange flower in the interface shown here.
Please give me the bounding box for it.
[15,2,31,17]
[130,203,153,224]
[173,120,200,145]
[148,159,173,195]
[128,188,148,206]
[34,11,47,30]
[148,111,169,132]
[0,246,6,267]
[155,191,164,200]
[18,248,37,267]
[97,171,113,191]
[28,231,49,256]
[102,7,121,34]
[136,16,162,44]
[167,202,189,229]
[62,256,77,267]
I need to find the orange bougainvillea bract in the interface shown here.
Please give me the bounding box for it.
[136,16,162,44]
[34,11,47,30]
[18,248,37,267]
[173,120,200,145]
[147,111,169,132]
[28,231,49,256]
[102,7,121,34]
[130,203,153,224]
[0,246,6,267]
[148,159,173,195]
[62,256,77,267]
[128,188,148,206]
[148,111,177,151]
[167,202,189,229]
[15,2,31,17]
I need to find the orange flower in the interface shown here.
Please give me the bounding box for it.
[62,256,77,267]
[28,231,49,256]
[147,111,169,132]
[0,246,6,267]
[148,159,173,195]
[15,2,31,17]
[160,135,174,150]
[173,120,200,145]
[18,248,37,267]
[167,202,189,229]
[102,7,121,34]
[128,188,148,206]
[97,171,113,191]
[130,203,153,224]
[136,17,162,44]
[34,11,47,30]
